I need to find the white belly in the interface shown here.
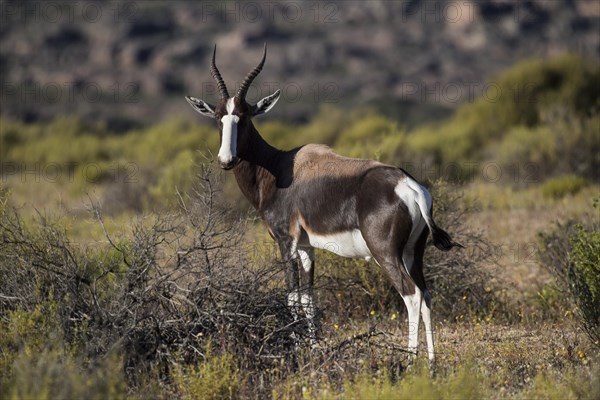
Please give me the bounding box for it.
[307,229,372,260]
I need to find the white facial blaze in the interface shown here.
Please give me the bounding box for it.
[218,98,239,165]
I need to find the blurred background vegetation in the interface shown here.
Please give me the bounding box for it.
[1,1,599,399]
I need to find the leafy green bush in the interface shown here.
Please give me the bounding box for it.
[150,149,198,206]
[523,366,600,400]
[497,126,557,181]
[297,104,348,146]
[0,185,7,217]
[2,116,109,165]
[0,120,28,160]
[540,107,600,180]
[123,117,217,167]
[405,54,599,180]
[3,350,126,400]
[485,54,599,130]
[0,300,61,376]
[172,344,240,400]
[340,363,487,400]
[541,175,588,199]
[538,199,600,347]
[569,224,600,346]
[333,112,406,162]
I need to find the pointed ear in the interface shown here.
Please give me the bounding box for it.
[253,89,281,116]
[185,96,216,117]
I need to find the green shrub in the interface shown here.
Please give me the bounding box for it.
[172,344,240,400]
[538,200,600,347]
[0,185,8,217]
[339,113,397,143]
[256,120,305,150]
[0,120,28,160]
[150,149,198,206]
[6,126,104,165]
[498,126,557,181]
[484,54,599,130]
[540,107,600,180]
[125,117,217,167]
[330,363,487,400]
[2,116,110,166]
[541,175,588,199]
[523,366,600,400]
[569,224,600,346]
[0,300,62,376]
[3,350,126,400]
[405,54,599,173]
[297,104,348,146]
[333,113,406,162]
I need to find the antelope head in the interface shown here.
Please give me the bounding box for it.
[185,44,281,170]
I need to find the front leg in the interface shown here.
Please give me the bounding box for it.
[277,239,317,344]
[277,239,301,327]
[297,247,317,343]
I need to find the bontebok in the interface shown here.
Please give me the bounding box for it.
[185,44,462,367]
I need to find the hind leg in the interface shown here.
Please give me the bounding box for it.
[421,290,434,367]
[361,218,420,362]
[361,237,419,360]
[406,228,435,367]
[374,256,420,361]
[401,287,423,360]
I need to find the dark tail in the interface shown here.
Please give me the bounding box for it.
[430,223,463,251]
[404,176,463,252]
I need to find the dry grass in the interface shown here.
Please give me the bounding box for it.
[268,318,598,399]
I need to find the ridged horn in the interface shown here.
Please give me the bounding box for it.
[236,43,267,100]
[210,44,229,100]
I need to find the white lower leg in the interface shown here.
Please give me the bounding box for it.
[287,291,301,343]
[421,290,435,365]
[287,291,301,319]
[300,292,316,341]
[401,250,422,359]
[403,290,423,359]
[297,248,316,341]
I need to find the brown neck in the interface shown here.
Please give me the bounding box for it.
[233,122,284,211]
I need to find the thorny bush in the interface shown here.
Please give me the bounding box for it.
[0,167,297,394]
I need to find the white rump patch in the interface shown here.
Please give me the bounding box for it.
[394,177,432,234]
[394,178,420,222]
[307,229,372,260]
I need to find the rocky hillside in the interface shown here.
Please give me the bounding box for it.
[1,0,598,130]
